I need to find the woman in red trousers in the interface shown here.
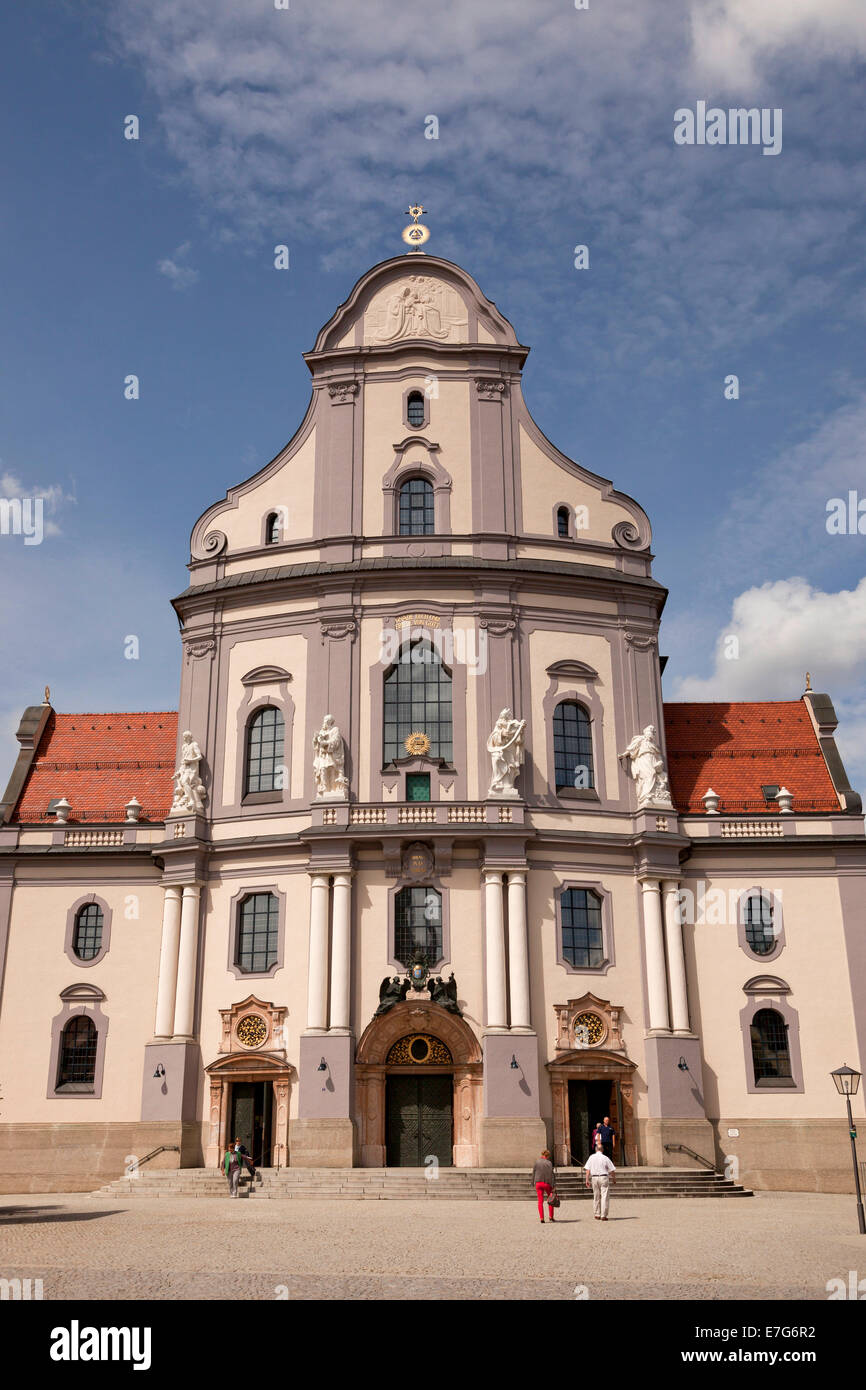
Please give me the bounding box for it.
[531,1148,556,1222]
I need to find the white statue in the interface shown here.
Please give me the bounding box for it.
[312,714,349,800]
[486,708,526,798]
[170,730,207,815]
[619,725,673,809]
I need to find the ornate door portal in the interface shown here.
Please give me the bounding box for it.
[386,1074,453,1167]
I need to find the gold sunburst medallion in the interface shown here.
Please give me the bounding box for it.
[405,731,431,757]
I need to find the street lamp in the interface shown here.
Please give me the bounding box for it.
[830,1064,865,1235]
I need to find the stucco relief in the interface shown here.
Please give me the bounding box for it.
[363,276,469,344]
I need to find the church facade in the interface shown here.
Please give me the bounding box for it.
[1,253,864,1194]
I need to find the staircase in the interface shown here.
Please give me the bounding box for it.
[93,1166,752,1200]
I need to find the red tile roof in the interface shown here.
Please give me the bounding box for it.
[8,699,843,823]
[12,711,178,824]
[663,700,840,815]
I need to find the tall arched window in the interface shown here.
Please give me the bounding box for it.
[406,391,425,428]
[383,640,452,764]
[236,893,280,974]
[750,1007,792,1085]
[743,893,775,956]
[394,885,442,966]
[265,512,281,545]
[557,506,570,538]
[57,1015,98,1089]
[398,477,434,535]
[553,700,594,791]
[560,888,604,968]
[73,904,104,961]
[245,707,285,794]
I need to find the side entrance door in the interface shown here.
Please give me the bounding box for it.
[386,1074,453,1167]
[229,1082,273,1167]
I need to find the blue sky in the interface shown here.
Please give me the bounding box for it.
[1,0,865,790]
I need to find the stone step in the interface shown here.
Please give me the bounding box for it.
[93,1165,752,1199]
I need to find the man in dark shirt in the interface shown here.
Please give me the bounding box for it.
[596,1116,616,1160]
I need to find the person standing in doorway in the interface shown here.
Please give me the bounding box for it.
[531,1149,557,1223]
[597,1115,616,1160]
[585,1141,616,1220]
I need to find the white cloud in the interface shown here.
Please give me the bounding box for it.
[157,240,199,290]
[103,0,866,374]
[689,0,866,89]
[670,575,866,791]
[0,470,75,537]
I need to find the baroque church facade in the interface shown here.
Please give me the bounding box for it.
[1,253,864,1193]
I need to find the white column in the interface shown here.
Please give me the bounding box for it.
[306,874,330,1032]
[507,871,531,1031]
[172,884,201,1039]
[154,885,182,1039]
[641,879,670,1033]
[484,871,508,1029]
[329,873,352,1032]
[663,879,690,1034]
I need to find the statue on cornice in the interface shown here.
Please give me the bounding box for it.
[619,725,673,810]
[312,714,349,800]
[486,708,526,798]
[170,730,207,815]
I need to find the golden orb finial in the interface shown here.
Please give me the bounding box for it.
[402,204,430,254]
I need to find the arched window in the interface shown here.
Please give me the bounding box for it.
[406,391,425,428]
[398,477,434,535]
[560,888,604,968]
[394,885,442,966]
[265,512,281,545]
[552,700,594,791]
[750,1007,792,1085]
[383,639,452,764]
[57,1015,97,1089]
[557,506,570,538]
[73,903,104,961]
[245,707,285,794]
[236,893,280,974]
[743,893,775,956]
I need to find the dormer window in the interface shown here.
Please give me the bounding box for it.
[406,391,426,429]
[265,512,281,545]
[557,506,570,538]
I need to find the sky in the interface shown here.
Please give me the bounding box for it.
[1,0,865,791]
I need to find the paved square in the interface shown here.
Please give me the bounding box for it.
[0,1190,861,1300]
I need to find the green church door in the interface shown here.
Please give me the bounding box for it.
[386,1074,453,1167]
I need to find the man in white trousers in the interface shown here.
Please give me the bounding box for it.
[585,1139,616,1220]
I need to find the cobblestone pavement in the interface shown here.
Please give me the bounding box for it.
[0,1191,861,1300]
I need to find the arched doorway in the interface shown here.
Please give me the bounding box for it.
[355,1002,482,1167]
